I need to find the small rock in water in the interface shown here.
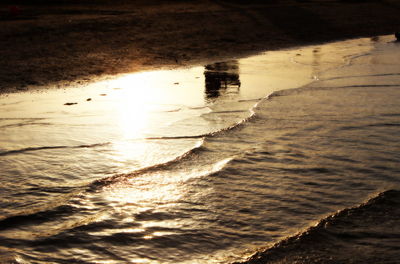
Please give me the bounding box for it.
[64,102,77,106]
[86,98,92,101]
[174,82,179,85]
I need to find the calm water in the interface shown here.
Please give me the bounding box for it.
[0,36,399,263]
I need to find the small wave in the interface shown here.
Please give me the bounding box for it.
[238,98,263,102]
[210,110,250,114]
[266,90,291,98]
[156,108,182,113]
[165,108,181,112]
[188,106,210,110]
[266,82,400,100]
[146,107,259,141]
[320,72,400,82]
[346,52,372,60]
[235,190,400,264]
[0,204,77,231]
[0,205,108,241]
[145,135,206,140]
[0,122,54,129]
[88,138,206,189]
[320,84,400,89]
[0,185,85,226]
[340,122,400,131]
[0,143,110,156]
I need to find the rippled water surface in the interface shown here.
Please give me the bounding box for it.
[0,36,399,263]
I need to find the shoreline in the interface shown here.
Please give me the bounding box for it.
[234,189,400,264]
[1,0,400,93]
[0,20,400,264]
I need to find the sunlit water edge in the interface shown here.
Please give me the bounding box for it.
[0,35,399,263]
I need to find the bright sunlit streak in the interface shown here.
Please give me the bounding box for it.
[112,74,153,140]
[103,157,233,207]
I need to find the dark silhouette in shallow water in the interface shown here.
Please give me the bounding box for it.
[204,60,241,99]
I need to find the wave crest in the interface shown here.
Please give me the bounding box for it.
[235,190,400,264]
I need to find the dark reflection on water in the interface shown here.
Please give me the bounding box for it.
[204,60,241,99]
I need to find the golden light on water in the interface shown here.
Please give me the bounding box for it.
[103,157,233,207]
[115,86,150,140]
[1,36,396,264]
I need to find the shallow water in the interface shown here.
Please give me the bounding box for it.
[0,35,399,263]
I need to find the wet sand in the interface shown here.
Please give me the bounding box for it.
[1,0,400,92]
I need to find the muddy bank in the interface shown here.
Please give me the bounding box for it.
[1,0,400,92]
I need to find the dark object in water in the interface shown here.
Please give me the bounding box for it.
[204,60,241,99]
[395,32,400,41]
[64,102,77,106]
[86,98,92,101]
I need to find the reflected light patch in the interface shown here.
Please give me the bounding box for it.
[143,231,175,240]
[107,69,206,160]
[106,174,187,205]
[88,227,146,237]
[111,140,148,165]
[103,157,233,208]
[112,75,153,140]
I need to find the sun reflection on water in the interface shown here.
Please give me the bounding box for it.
[116,89,150,140]
[103,157,233,209]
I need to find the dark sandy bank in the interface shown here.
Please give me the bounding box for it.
[1,0,400,92]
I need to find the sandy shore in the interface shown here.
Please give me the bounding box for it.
[1,0,399,92]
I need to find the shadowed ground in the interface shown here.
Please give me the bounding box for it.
[1,0,399,92]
